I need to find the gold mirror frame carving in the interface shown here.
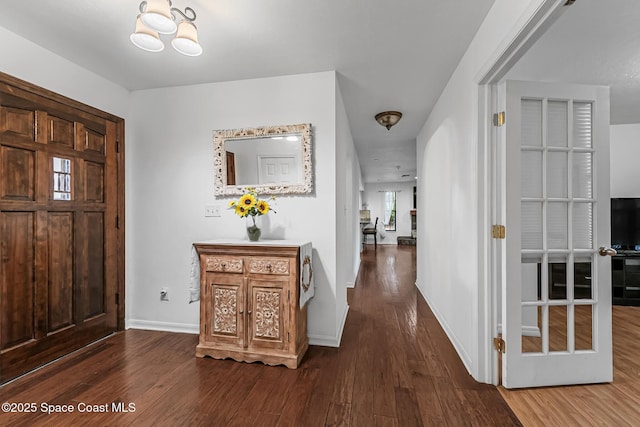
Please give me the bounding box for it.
[214,123,312,196]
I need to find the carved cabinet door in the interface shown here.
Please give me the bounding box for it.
[204,274,244,349]
[247,278,288,352]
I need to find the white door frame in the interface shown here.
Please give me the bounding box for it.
[475,0,571,385]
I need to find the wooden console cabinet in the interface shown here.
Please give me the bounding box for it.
[193,241,310,368]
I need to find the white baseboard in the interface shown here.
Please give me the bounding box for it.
[308,303,349,347]
[126,319,199,335]
[128,307,351,348]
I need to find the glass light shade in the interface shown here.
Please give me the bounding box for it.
[141,0,177,34]
[375,111,402,130]
[171,21,203,56]
[130,16,164,52]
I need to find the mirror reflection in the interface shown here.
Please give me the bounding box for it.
[214,123,312,196]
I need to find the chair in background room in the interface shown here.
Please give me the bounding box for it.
[362,217,378,249]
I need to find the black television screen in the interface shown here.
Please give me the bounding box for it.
[611,198,640,250]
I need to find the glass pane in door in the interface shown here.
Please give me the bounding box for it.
[575,305,594,351]
[521,202,543,249]
[547,151,568,198]
[574,260,593,300]
[519,95,597,359]
[522,305,542,354]
[547,101,568,147]
[573,102,593,148]
[548,305,568,352]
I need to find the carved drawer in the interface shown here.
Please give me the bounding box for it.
[247,257,290,275]
[204,255,243,273]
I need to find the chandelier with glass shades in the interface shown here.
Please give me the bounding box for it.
[130,0,203,56]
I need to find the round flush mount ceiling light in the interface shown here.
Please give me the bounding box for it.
[375,111,403,130]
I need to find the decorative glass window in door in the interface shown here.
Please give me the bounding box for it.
[52,157,72,200]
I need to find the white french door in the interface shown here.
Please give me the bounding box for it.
[499,80,613,388]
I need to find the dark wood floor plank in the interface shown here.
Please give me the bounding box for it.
[374,414,399,427]
[0,245,522,426]
[276,368,319,425]
[227,365,291,426]
[394,386,423,427]
[325,401,352,427]
[349,324,376,426]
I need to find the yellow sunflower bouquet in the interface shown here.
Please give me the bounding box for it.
[228,188,275,241]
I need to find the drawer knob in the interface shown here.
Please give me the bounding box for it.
[248,310,252,315]
[239,309,243,314]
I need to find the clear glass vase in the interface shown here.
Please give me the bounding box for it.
[246,215,262,241]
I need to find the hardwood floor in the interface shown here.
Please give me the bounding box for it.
[500,305,640,426]
[0,245,520,426]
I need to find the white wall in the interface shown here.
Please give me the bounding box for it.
[334,80,361,328]
[0,27,130,119]
[128,71,350,346]
[415,0,548,382]
[611,124,640,197]
[0,24,358,348]
[362,182,415,243]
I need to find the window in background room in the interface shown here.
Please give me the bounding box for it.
[383,191,396,231]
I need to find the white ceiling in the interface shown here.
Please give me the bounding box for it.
[507,0,640,125]
[1,1,635,185]
[0,0,496,184]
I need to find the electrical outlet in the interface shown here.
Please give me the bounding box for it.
[205,205,222,217]
[160,288,169,301]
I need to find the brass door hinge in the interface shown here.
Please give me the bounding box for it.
[493,337,505,353]
[492,225,505,239]
[493,111,505,127]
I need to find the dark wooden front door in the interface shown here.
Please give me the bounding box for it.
[0,74,124,383]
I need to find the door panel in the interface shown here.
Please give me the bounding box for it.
[247,278,287,351]
[47,212,74,332]
[85,212,105,318]
[49,115,74,147]
[0,212,35,349]
[500,80,612,388]
[0,79,121,383]
[0,106,35,138]
[205,274,244,348]
[258,156,297,184]
[1,145,35,200]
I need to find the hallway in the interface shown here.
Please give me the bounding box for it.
[348,245,519,425]
[0,245,520,426]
